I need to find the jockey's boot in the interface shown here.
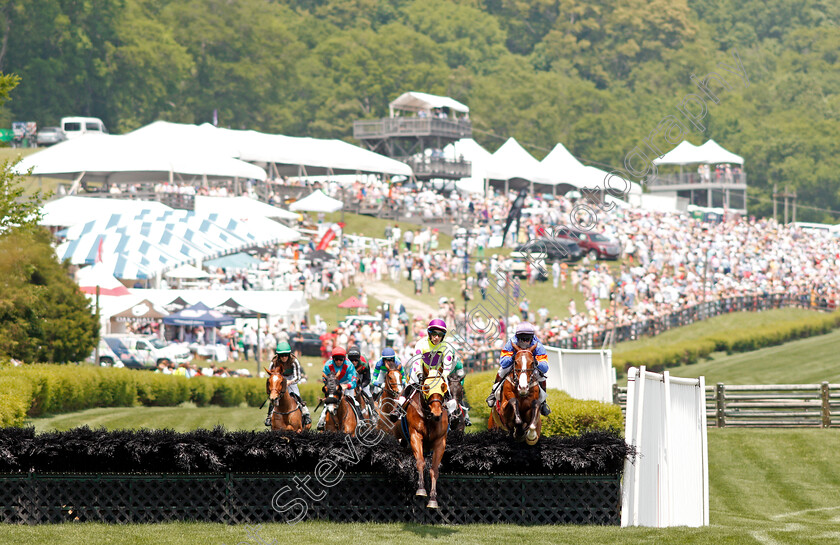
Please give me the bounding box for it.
[396,384,416,410]
[316,409,327,431]
[264,405,272,427]
[463,407,472,426]
[485,372,503,408]
[539,380,551,416]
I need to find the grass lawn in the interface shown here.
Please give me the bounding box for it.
[5,428,840,544]
[664,327,840,384]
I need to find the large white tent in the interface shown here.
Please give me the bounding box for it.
[193,195,298,221]
[444,138,493,194]
[13,133,267,186]
[653,140,743,165]
[389,92,469,115]
[540,143,641,197]
[40,196,174,227]
[127,121,412,177]
[485,138,552,186]
[289,189,343,213]
[131,289,309,324]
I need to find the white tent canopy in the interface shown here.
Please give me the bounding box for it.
[194,195,298,221]
[389,92,469,115]
[13,133,267,184]
[444,138,493,194]
[126,121,412,177]
[653,140,744,165]
[289,189,343,213]
[165,264,210,279]
[540,143,641,196]
[131,289,309,323]
[486,138,551,184]
[40,196,174,227]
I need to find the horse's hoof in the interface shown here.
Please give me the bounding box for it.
[427,499,439,509]
[416,488,428,497]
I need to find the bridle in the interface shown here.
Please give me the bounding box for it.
[507,350,540,397]
[383,364,403,397]
[268,371,301,416]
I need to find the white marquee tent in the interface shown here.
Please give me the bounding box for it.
[389,92,469,115]
[444,138,493,194]
[193,195,298,221]
[289,189,343,213]
[130,289,309,324]
[485,138,552,186]
[13,134,267,187]
[653,139,744,165]
[40,196,174,227]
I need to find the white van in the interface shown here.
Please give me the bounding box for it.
[60,116,108,139]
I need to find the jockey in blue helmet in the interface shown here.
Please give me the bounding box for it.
[486,322,551,416]
[371,346,404,396]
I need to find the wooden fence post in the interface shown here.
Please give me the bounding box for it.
[821,381,831,428]
[716,383,726,428]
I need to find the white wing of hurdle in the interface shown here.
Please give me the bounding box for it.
[543,347,617,403]
[621,366,709,527]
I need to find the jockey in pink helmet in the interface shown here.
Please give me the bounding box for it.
[397,318,458,417]
[486,322,551,416]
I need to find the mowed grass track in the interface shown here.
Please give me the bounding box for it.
[663,327,840,384]
[5,429,840,544]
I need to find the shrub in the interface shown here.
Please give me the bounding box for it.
[0,375,32,427]
[188,377,216,406]
[135,373,190,406]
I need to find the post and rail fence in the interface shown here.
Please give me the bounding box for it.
[613,382,840,428]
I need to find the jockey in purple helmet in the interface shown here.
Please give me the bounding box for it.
[397,318,458,417]
[486,322,551,416]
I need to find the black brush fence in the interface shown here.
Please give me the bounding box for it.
[0,427,630,525]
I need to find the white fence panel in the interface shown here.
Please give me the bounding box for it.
[621,367,709,527]
[543,347,616,403]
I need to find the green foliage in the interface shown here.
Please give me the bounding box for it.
[615,310,840,372]
[0,229,98,363]
[463,370,622,437]
[0,365,274,425]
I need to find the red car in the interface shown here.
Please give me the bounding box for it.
[551,226,622,260]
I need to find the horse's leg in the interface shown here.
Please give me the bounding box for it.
[510,395,523,427]
[526,395,541,445]
[409,429,427,497]
[427,433,446,509]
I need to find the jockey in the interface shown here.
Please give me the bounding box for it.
[371,346,403,398]
[265,341,311,427]
[397,318,458,417]
[347,346,375,422]
[317,346,359,431]
[486,322,551,416]
[450,355,472,427]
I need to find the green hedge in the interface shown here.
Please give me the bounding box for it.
[615,311,840,373]
[0,365,269,427]
[464,370,623,437]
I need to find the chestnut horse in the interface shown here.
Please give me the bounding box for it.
[487,345,542,445]
[265,367,308,432]
[405,368,449,509]
[375,363,404,439]
[321,371,357,435]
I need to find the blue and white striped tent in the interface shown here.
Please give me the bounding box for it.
[56,211,299,279]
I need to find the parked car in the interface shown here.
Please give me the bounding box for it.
[516,237,584,263]
[339,315,382,330]
[551,226,622,260]
[100,334,191,369]
[60,116,108,139]
[35,126,67,146]
[95,337,147,369]
[509,251,547,280]
[290,331,323,357]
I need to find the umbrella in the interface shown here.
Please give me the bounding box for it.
[337,296,367,309]
[76,263,131,296]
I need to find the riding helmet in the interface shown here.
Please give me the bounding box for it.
[515,322,536,343]
[427,318,447,337]
[275,341,292,355]
[381,347,396,358]
[331,346,346,358]
[347,347,361,360]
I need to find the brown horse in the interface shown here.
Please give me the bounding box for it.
[375,363,404,439]
[487,346,542,445]
[265,367,309,432]
[321,372,357,435]
[405,368,449,509]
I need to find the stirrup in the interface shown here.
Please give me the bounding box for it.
[264,417,271,427]
[540,402,551,416]
[303,414,312,426]
[485,394,496,408]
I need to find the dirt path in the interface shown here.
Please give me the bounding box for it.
[365,281,436,318]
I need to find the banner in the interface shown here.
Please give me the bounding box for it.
[315,223,344,251]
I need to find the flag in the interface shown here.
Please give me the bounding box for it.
[315,223,344,251]
[95,237,104,264]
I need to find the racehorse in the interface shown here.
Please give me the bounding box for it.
[375,362,404,439]
[487,345,542,445]
[321,371,358,435]
[265,367,308,432]
[447,373,467,433]
[405,367,449,509]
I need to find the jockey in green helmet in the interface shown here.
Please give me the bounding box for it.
[265,340,311,427]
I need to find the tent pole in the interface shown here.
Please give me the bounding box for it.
[69,171,86,196]
[256,314,262,375]
[94,286,100,365]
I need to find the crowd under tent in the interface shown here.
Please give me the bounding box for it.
[13,133,267,194]
[289,189,343,213]
[388,92,470,117]
[193,195,298,222]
